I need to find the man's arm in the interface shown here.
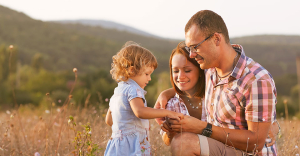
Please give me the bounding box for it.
[169,116,271,152]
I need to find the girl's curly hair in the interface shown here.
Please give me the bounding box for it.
[110,41,158,82]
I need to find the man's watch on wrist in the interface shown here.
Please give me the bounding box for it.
[202,123,213,137]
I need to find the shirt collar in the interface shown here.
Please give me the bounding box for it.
[230,44,247,80]
[126,78,147,95]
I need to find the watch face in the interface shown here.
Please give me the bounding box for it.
[203,129,212,137]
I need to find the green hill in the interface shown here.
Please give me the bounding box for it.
[0,4,299,77]
[0,5,179,74]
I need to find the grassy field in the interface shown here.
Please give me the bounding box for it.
[0,104,299,156]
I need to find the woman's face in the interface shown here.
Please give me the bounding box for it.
[172,53,200,95]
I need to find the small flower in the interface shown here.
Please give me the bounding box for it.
[105,98,109,102]
[6,110,11,114]
[88,131,92,135]
[34,152,41,156]
[58,99,61,103]
[73,68,77,73]
[10,114,14,118]
[57,108,61,112]
[45,110,50,114]
[9,45,13,49]
[296,145,299,149]
[68,119,72,125]
[296,154,299,156]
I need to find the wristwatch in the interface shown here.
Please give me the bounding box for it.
[202,123,213,137]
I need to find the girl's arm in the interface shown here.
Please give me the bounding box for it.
[105,108,113,126]
[154,88,176,125]
[130,98,184,120]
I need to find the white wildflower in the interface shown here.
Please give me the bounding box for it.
[6,110,11,114]
[45,110,50,114]
[34,152,41,156]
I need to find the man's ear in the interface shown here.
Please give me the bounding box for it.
[214,33,222,46]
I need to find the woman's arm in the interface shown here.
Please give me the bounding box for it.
[130,98,184,120]
[105,108,113,126]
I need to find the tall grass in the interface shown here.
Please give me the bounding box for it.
[0,106,299,155]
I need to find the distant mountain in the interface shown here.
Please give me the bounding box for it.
[53,19,161,38]
[0,4,299,78]
[231,35,300,45]
[0,5,179,73]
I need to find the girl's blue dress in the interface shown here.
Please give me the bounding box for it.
[105,79,151,156]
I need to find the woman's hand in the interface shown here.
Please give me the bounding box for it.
[266,120,280,147]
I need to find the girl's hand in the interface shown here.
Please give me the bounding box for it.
[167,112,184,122]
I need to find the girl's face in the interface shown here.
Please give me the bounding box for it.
[130,66,154,89]
[172,54,200,95]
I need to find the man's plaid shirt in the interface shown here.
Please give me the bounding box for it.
[205,44,277,155]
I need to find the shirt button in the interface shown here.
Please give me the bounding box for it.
[211,103,214,106]
[211,119,214,122]
[213,88,216,91]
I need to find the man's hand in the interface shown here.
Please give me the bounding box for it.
[167,115,205,134]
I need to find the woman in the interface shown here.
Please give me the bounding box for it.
[157,42,280,150]
[159,41,206,145]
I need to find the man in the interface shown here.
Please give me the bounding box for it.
[155,10,277,156]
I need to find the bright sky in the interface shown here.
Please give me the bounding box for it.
[0,0,299,39]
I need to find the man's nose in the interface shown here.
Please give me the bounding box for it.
[189,51,197,58]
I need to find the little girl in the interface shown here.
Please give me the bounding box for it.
[104,41,184,156]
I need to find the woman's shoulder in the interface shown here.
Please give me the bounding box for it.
[166,94,189,115]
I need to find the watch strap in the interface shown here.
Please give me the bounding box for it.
[202,123,213,137]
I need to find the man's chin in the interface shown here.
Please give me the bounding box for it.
[199,64,209,70]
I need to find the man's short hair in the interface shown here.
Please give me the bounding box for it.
[185,10,230,43]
